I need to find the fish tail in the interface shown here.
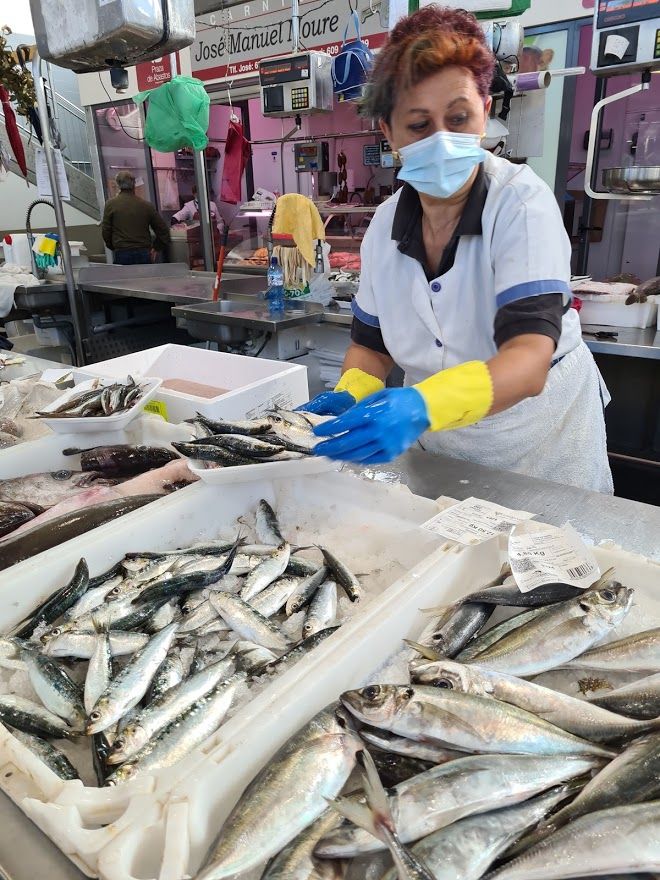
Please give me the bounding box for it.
[403,639,444,661]
[326,749,393,844]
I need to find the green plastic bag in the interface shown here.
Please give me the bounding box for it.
[135,76,210,152]
[475,0,531,19]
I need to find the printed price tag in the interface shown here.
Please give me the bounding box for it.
[508,521,600,593]
[421,497,535,545]
[143,399,169,420]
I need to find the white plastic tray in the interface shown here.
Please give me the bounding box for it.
[578,297,658,328]
[83,344,309,424]
[38,376,162,434]
[188,454,338,484]
[0,471,456,877]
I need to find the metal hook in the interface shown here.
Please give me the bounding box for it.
[361,0,377,23]
[347,0,358,15]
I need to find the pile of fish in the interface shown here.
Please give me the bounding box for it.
[0,500,362,786]
[172,409,330,469]
[191,573,660,880]
[0,444,197,567]
[34,376,147,419]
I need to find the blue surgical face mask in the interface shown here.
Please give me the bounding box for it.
[398,130,486,199]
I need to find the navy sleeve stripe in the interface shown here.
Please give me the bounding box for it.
[496,279,572,309]
[351,299,380,328]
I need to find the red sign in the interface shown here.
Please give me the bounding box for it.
[136,54,178,91]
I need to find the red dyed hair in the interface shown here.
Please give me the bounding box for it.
[361,5,495,121]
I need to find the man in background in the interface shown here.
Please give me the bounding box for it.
[102,171,170,265]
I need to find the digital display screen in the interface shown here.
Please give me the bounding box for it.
[598,0,660,29]
[259,55,310,86]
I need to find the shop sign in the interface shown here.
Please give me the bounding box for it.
[136,54,177,91]
[192,0,404,83]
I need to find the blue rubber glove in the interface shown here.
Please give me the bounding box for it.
[313,388,430,464]
[295,390,356,416]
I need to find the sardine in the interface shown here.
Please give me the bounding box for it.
[563,627,660,673]
[13,558,89,638]
[319,547,361,603]
[232,640,278,673]
[250,577,301,618]
[0,694,73,738]
[108,656,235,764]
[107,673,245,784]
[172,442,253,466]
[86,622,178,733]
[464,585,633,676]
[286,567,330,616]
[209,592,290,652]
[358,727,463,764]
[251,627,340,677]
[411,659,658,742]
[303,580,338,639]
[22,649,86,729]
[197,707,361,879]
[66,579,121,619]
[261,809,342,880]
[186,414,272,436]
[424,602,494,658]
[256,499,285,545]
[84,630,112,715]
[487,801,660,880]
[11,730,80,781]
[340,685,614,757]
[146,650,193,704]
[43,630,148,659]
[240,543,291,601]
[315,753,601,858]
[456,608,547,662]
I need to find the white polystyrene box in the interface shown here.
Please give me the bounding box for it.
[578,295,658,328]
[83,344,309,424]
[0,471,456,876]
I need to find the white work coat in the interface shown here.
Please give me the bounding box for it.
[352,152,613,493]
[173,199,221,228]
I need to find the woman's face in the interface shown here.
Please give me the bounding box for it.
[381,66,491,153]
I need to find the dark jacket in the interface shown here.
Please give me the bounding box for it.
[102,191,170,252]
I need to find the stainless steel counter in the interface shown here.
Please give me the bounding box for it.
[582,325,660,360]
[172,299,324,333]
[1,354,659,880]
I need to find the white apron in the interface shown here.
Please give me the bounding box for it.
[410,343,614,495]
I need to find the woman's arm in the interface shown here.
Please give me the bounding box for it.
[486,333,555,415]
[343,342,395,383]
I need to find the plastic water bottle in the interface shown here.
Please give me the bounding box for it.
[267,256,285,312]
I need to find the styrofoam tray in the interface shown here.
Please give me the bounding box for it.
[100,540,660,880]
[578,297,657,328]
[0,413,190,480]
[0,471,456,877]
[188,454,338,484]
[38,376,162,434]
[83,344,309,424]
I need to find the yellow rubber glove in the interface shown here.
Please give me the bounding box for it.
[335,367,385,403]
[414,361,494,431]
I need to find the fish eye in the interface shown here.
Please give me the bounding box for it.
[52,470,72,480]
[600,589,616,602]
[403,687,414,701]
[434,678,454,689]
[362,685,380,701]
[89,711,101,722]
[49,627,62,637]
[113,739,124,751]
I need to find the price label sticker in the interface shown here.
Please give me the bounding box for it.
[508,521,600,593]
[143,399,169,421]
[421,497,535,545]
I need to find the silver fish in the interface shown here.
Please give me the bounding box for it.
[22,649,86,729]
[286,567,329,616]
[232,640,278,673]
[0,637,24,670]
[250,577,301,618]
[209,592,290,652]
[177,599,226,635]
[456,608,547,662]
[197,707,361,880]
[146,647,191,703]
[11,730,80,781]
[108,656,235,764]
[107,672,245,784]
[380,787,575,880]
[585,672,660,720]
[359,727,463,765]
[143,599,180,634]
[487,801,660,880]
[564,627,660,673]
[0,694,74,738]
[411,660,657,742]
[261,809,342,880]
[256,499,285,545]
[464,585,633,676]
[65,578,122,619]
[319,547,361,603]
[84,630,112,715]
[340,685,614,758]
[43,630,148,659]
[303,580,338,639]
[86,622,178,734]
[315,753,600,858]
[424,603,494,658]
[240,543,291,601]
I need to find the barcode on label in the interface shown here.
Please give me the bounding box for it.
[567,563,592,579]
[511,558,536,573]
